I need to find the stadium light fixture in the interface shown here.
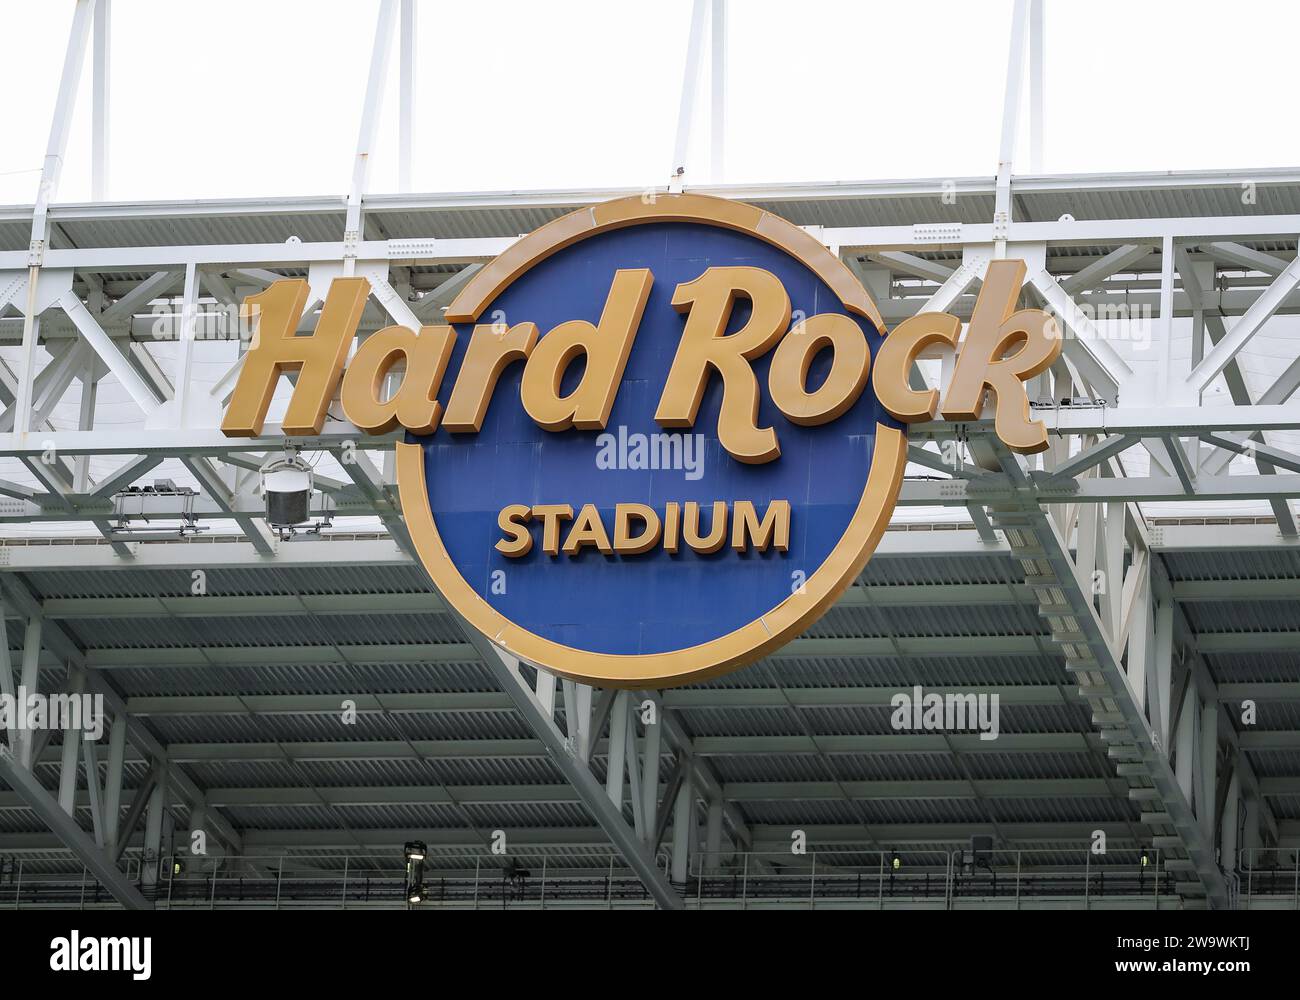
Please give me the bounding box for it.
[261,451,314,535]
[405,840,427,905]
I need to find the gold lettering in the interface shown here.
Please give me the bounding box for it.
[872,312,962,422]
[682,500,728,554]
[340,324,457,434]
[442,322,539,432]
[941,259,1062,453]
[222,278,368,437]
[562,503,614,555]
[768,314,870,425]
[655,266,790,464]
[663,501,681,554]
[731,500,791,552]
[521,269,653,431]
[612,503,662,555]
[495,504,534,557]
[532,504,574,556]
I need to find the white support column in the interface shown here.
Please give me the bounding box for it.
[11,303,40,438]
[705,795,724,874]
[103,711,127,854]
[142,768,167,896]
[1100,502,1124,639]
[57,672,83,816]
[17,616,42,768]
[1074,502,1098,596]
[606,690,628,806]
[1028,0,1044,173]
[162,806,175,871]
[1221,767,1240,872]
[669,0,709,190]
[92,0,111,200]
[1242,796,1261,860]
[0,600,16,752]
[398,0,416,193]
[172,262,200,426]
[1175,683,1197,803]
[1156,235,1192,405]
[709,0,726,183]
[624,702,646,839]
[344,0,399,275]
[670,762,694,883]
[82,738,104,846]
[73,338,100,493]
[1126,568,1151,713]
[561,679,594,761]
[640,694,663,842]
[30,0,96,260]
[535,669,556,718]
[993,0,1029,255]
[1151,593,1174,747]
[1200,699,1218,840]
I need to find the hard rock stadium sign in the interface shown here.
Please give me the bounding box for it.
[222,194,1061,687]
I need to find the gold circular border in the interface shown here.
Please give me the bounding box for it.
[397,193,905,688]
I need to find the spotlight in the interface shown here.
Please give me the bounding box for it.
[404,841,427,862]
[260,452,314,535]
[404,840,427,905]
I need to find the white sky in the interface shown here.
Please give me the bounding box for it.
[2,0,1299,206]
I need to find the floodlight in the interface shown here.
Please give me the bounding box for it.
[261,453,314,531]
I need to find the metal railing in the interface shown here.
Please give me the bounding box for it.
[684,848,1181,907]
[1237,848,1300,909]
[6,845,1283,909]
[0,852,664,910]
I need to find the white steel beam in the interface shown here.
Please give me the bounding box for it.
[398,0,416,194]
[869,251,955,284]
[985,443,1228,907]
[344,0,399,271]
[1198,242,1289,276]
[91,0,110,200]
[1186,252,1300,394]
[0,744,149,909]
[0,599,16,752]
[59,288,160,416]
[103,712,127,855]
[477,645,682,908]
[1028,0,1044,173]
[709,0,726,183]
[993,0,1029,254]
[29,0,96,261]
[1027,270,1129,401]
[1059,244,1154,296]
[669,0,709,188]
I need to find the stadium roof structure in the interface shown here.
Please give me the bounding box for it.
[3,0,1300,911]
